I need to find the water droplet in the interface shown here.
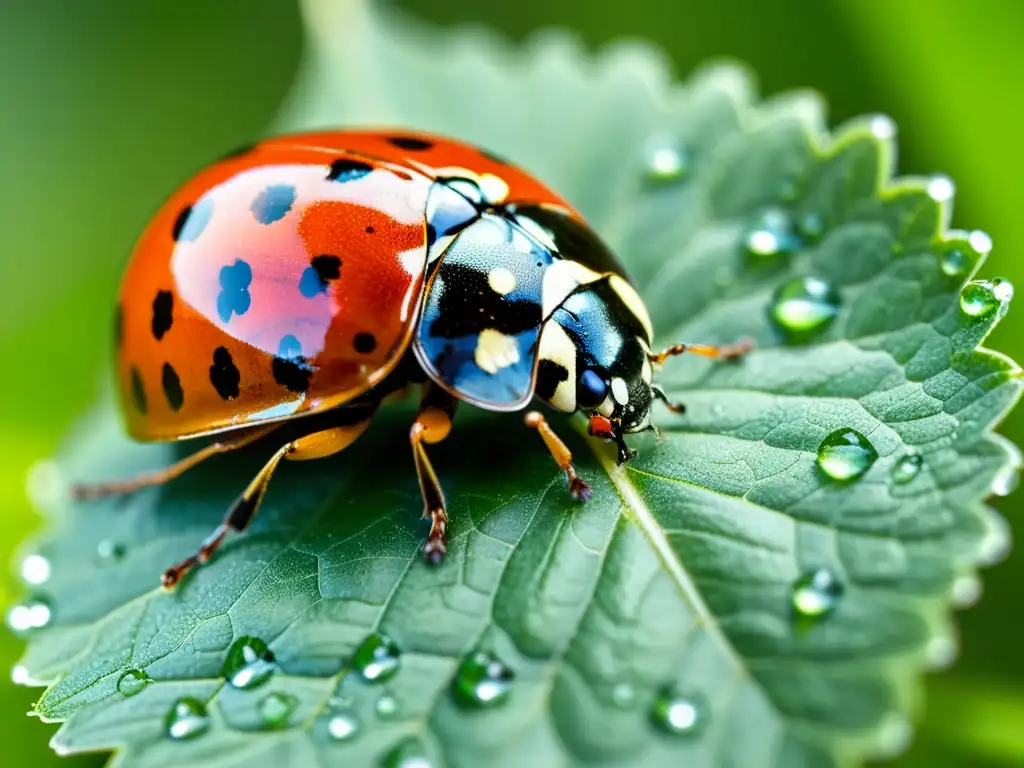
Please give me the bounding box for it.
[375,694,399,718]
[873,712,913,760]
[927,175,955,203]
[791,568,844,618]
[383,737,432,768]
[651,689,707,736]
[611,682,635,708]
[258,692,298,728]
[992,465,1020,497]
[952,574,982,608]
[117,668,152,697]
[353,633,400,683]
[20,554,51,586]
[959,278,1014,317]
[817,428,877,481]
[925,633,958,670]
[165,697,210,740]
[891,454,923,485]
[323,712,364,741]
[6,595,53,634]
[97,539,126,562]
[452,652,514,708]
[769,276,840,341]
[223,636,276,690]
[11,665,29,685]
[797,212,825,242]
[969,230,993,255]
[744,208,801,257]
[642,137,690,186]
[940,249,968,277]
[868,114,897,141]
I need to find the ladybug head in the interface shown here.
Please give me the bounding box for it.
[536,275,657,465]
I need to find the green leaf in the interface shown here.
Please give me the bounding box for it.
[13,1,1021,766]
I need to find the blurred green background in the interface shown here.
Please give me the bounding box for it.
[0,0,1020,764]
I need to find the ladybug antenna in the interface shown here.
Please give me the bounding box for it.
[648,338,754,366]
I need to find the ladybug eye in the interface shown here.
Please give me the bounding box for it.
[577,369,608,410]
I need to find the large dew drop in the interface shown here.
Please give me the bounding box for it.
[453,652,515,708]
[223,636,277,690]
[321,711,359,742]
[959,278,1014,317]
[165,697,211,740]
[651,689,707,736]
[769,276,840,341]
[817,428,877,482]
[19,554,51,586]
[117,668,152,697]
[791,568,844,619]
[353,633,401,683]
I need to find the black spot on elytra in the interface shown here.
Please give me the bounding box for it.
[271,334,313,393]
[353,333,377,354]
[535,359,569,402]
[114,304,123,349]
[210,346,240,400]
[162,362,184,411]
[130,367,147,414]
[387,136,433,151]
[365,226,375,234]
[217,260,252,323]
[298,254,342,298]
[251,184,296,225]
[172,197,213,242]
[151,290,173,340]
[327,158,372,182]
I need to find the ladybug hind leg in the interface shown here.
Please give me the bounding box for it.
[71,424,279,500]
[409,384,459,564]
[161,403,379,589]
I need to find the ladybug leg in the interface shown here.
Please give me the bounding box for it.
[409,385,458,565]
[161,406,377,589]
[524,412,593,502]
[71,424,279,501]
[648,337,754,365]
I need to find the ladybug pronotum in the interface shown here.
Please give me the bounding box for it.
[74,130,752,588]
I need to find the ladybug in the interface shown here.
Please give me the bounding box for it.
[73,130,751,588]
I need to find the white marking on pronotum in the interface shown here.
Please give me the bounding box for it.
[536,322,576,412]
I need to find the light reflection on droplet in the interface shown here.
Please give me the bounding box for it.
[868,114,897,140]
[11,665,29,685]
[926,175,955,203]
[20,555,51,586]
[952,574,982,608]
[969,230,993,255]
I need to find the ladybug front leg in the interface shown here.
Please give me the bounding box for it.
[524,412,592,501]
[409,385,458,564]
[161,403,378,589]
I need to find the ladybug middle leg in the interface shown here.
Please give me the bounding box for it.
[161,402,379,589]
[409,384,459,564]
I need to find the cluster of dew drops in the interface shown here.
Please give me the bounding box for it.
[641,116,1020,617]
[1,118,1020,762]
